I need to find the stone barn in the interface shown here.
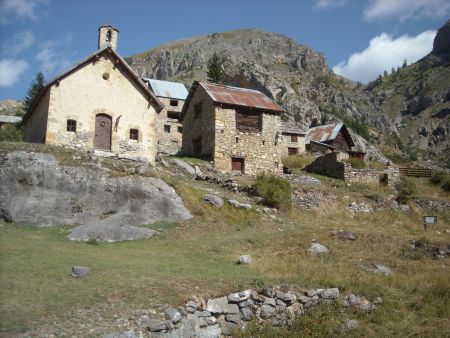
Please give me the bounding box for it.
[279,121,306,156]
[144,78,188,156]
[181,81,284,175]
[22,25,163,163]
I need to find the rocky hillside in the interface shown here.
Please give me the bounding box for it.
[0,99,25,116]
[126,23,449,166]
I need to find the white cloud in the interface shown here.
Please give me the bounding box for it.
[315,0,348,9]
[3,31,35,55]
[36,39,71,76]
[364,0,450,20]
[0,0,48,24]
[333,30,436,83]
[0,58,29,87]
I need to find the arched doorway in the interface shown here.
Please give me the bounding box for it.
[94,113,112,150]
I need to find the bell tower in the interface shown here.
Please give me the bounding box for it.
[98,25,119,50]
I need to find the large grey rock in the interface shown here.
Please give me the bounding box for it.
[170,159,196,175]
[202,194,224,208]
[71,266,90,278]
[308,243,329,255]
[0,152,191,242]
[228,199,252,209]
[206,297,239,314]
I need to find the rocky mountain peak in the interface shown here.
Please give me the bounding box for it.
[432,19,450,55]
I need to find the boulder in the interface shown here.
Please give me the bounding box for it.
[71,266,90,278]
[202,194,224,208]
[0,152,191,242]
[239,255,252,264]
[169,158,196,175]
[228,199,252,209]
[206,297,239,314]
[308,243,329,255]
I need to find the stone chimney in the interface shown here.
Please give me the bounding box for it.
[98,25,119,50]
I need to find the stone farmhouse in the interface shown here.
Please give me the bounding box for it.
[143,78,188,156]
[305,123,364,160]
[279,121,306,156]
[181,81,285,175]
[22,25,163,163]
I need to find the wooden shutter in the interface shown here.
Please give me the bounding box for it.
[231,157,244,172]
[236,109,262,133]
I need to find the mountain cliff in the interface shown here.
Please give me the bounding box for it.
[126,23,450,166]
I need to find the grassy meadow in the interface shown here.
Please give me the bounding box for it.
[0,165,449,337]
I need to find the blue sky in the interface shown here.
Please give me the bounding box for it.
[0,0,449,100]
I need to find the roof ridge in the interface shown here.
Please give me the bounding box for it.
[199,81,263,94]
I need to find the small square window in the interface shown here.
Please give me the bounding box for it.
[194,103,202,119]
[170,100,179,107]
[167,111,179,120]
[67,119,76,132]
[291,135,298,142]
[130,129,139,140]
[164,125,171,133]
[177,126,182,133]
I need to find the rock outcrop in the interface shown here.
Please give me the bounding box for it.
[0,151,192,241]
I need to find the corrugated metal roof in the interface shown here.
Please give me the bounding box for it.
[281,121,306,135]
[306,123,344,144]
[0,115,22,123]
[199,81,284,113]
[144,78,188,100]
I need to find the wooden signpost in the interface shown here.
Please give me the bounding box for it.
[423,216,437,230]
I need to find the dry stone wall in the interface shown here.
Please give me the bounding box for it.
[156,97,184,155]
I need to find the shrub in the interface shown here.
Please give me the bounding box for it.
[282,154,316,171]
[0,124,23,142]
[395,177,416,204]
[254,174,291,211]
[343,158,366,169]
[430,171,449,185]
[442,178,450,192]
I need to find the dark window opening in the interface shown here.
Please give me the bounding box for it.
[194,103,202,119]
[106,29,112,42]
[231,157,245,173]
[193,137,202,155]
[67,119,76,132]
[235,137,239,143]
[167,111,179,120]
[177,126,182,133]
[170,100,179,107]
[236,108,262,133]
[288,147,299,156]
[291,134,298,142]
[164,125,171,133]
[262,140,265,145]
[130,129,139,140]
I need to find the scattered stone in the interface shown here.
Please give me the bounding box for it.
[164,308,182,323]
[228,290,251,303]
[260,304,276,319]
[345,319,359,330]
[298,295,311,304]
[228,199,252,209]
[364,263,393,276]
[346,202,373,214]
[71,266,90,278]
[398,204,411,213]
[276,291,296,304]
[169,159,196,175]
[331,230,357,241]
[319,288,339,299]
[202,194,224,208]
[373,297,383,305]
[206,297,239,314]
[305,289,318,297]
[239,255,252,264]
[308,243,329,255]
[297,175,321,185]
[185,301,197,314]
[348,294,362,305]
[142,318,166,332]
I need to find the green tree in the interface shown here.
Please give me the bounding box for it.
[383,70,388,77]
[24,71,45,111]
[402,59,408,68]
[206,52,225,83]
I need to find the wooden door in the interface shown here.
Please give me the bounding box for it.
[192,138,202,156]
[94,114,112,150]
[288,147,299,156]
[231,157,244,173]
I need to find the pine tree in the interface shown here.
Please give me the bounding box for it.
[206,52,225,83]
[402,59,408,68]
[24,72,45,111]
[383,70,388,77]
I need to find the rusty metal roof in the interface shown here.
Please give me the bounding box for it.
[144,78,188,100]
[198,81,284,113]
[306,123,354,147]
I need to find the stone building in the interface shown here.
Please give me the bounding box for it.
[279,121,306,156]
[143,78,188,155]
[181,81,284,175]
[22,25,163,163]
[306,123,364,160]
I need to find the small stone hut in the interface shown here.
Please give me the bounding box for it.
[181,81,284,175]
[144,78,188,156]
[279,121,306,156]
[22,25,163,163]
